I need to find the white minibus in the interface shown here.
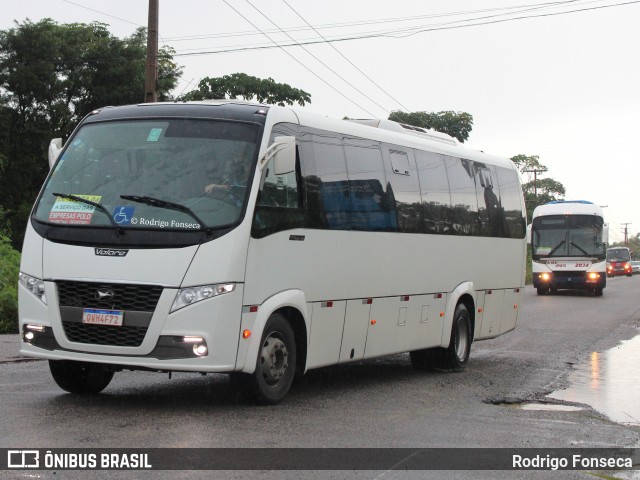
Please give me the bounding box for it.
[19,102,526,403]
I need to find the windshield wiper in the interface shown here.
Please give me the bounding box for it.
[52,192,123,233]
[120,195,210,233]
[548,240,566,256]
[569,241,589,255]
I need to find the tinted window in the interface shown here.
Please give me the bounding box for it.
[343,137,395,231]
[252,123,304,237]
[383,146,421,233]
[299,128,350,230]
[415,150,451,234]
[445,157,479,235]
[496,166,526,238]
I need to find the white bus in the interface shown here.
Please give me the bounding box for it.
[19,102,526,404]
[530,200,607,296]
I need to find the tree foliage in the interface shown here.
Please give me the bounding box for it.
[511,154,565,220]
[388,110,473,143]
[0,19,182,249]
[183,73,311,106]
[610,233,640,258]
[0,235,20,333]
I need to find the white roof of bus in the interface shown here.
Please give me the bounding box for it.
[287,106,515,169]
[532,201,605,219]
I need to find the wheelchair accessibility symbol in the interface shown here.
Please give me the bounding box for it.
[112,206,135,225]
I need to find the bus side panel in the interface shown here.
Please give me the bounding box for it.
[401,294,445,352]
[306,300,346,369]
[339,299,371,363]
[476,289,505,339]
[500,288,521,334]
[363,296,402,359]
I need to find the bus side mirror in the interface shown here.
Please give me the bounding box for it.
[526,224,532,244]
[272,136,296,175]
[48,138,63,169]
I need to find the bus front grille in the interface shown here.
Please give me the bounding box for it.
[57,281,163,312]
[56,281,163,347]
[62,322,148,347]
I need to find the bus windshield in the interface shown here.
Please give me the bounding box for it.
[532,214,605,259]
[34,119,260,231]
[606,248,630,262]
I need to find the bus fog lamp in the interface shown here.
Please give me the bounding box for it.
[23,324,45,343]
[193,343,208,357]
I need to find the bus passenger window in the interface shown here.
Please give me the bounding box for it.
[252,155,304,238]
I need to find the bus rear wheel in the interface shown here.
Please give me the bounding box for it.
[49,360,114,394]
[411,303,472,372]
[440,303,472,371]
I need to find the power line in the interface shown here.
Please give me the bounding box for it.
[281,0,408,113]
[162,0,583,43]
[243,0,390,114]
[222,0,376,116]
[172,0,640,57]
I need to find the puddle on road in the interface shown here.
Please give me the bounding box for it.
[519,403,583,412]
[547,333,640,426]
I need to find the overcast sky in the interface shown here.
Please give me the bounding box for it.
[3,0,639,243]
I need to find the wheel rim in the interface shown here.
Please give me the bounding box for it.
[260,333,289,386]
[455,317,469,360]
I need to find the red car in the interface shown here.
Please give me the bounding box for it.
[606,247,632,277]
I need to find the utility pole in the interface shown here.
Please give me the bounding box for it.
[144,0,159,103]
[621,223,632,246]
[522,168,545,206]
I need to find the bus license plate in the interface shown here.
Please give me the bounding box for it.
[82,308,124,326]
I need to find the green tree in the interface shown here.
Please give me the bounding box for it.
[0,235,20,333]
[0,19,182,249]
[511,154,565,220]
[388,110,473,143]
[183,73,311,106]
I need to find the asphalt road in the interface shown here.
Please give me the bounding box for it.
[1,276,640,479]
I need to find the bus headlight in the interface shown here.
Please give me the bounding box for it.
[540,272,552,282]
[19,273,47,304]
[586,272,600,282]
[170,283,236,312]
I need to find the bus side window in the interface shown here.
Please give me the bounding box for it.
[252,145,304,238]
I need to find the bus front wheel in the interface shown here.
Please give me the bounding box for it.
[49,360,114,394]
[231,313,297,405]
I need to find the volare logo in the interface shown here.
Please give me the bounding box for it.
[94,248,129,257]
[7,450,40,468]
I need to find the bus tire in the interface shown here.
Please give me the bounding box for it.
[439,303,472,372]
[536,287,548,295]
[594,287,603,297]
[409,347,439,370]
[241,313,297,405]
[49,360,114,394]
